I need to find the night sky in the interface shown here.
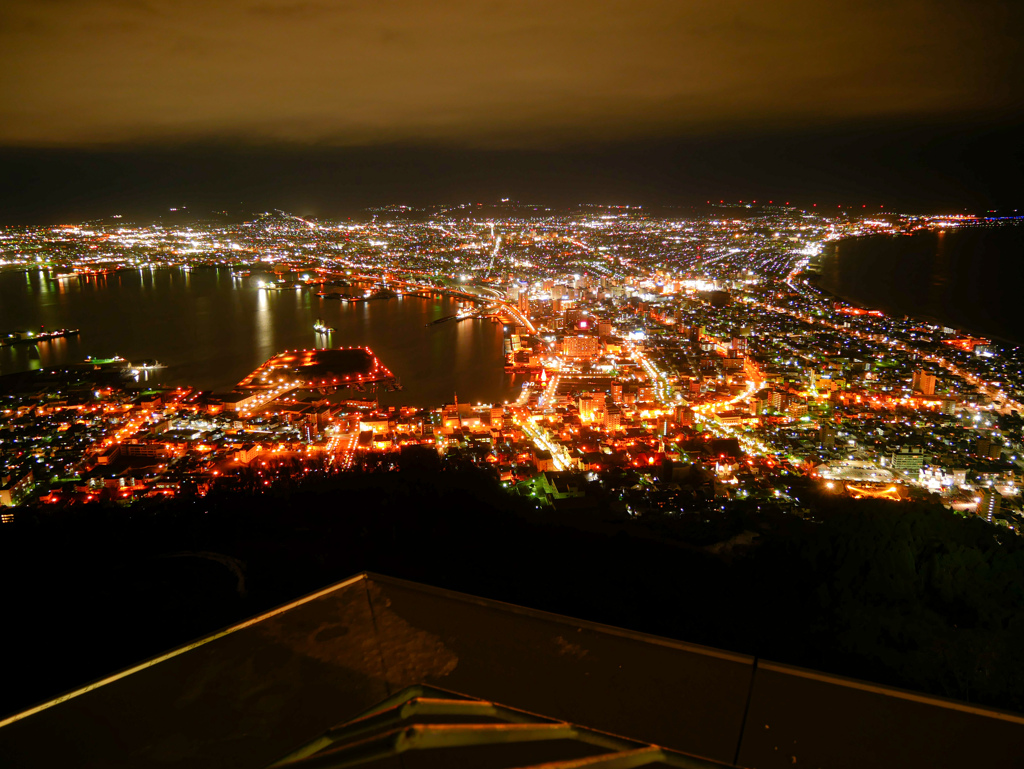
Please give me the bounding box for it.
[2,0,1022,221]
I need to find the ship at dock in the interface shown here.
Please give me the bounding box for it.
[1,328,79,347]
[339,286,399,302]
[427,307,479,326]
[84,355,128,367]
[130,359,164,371]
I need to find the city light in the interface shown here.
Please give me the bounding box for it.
[0,206,1020,529]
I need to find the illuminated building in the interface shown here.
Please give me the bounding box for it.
[978,489,1001,522]
[506,333,524,353]
[715,410,750,427]
[888,446,926,472]
[675,404,694,426]
[562,335,600,359]
[912,370,937,396]
[5,208,1024,530]
[532,448,556,472]
[576,392,605,423]
[489,406,504,426]
[605,407,622,429]
[0,470,34,507]
[218,391,264,412]
[233,444,262,463]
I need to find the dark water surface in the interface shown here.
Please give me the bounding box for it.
[818,226,1024,344]
[0,268,519,407]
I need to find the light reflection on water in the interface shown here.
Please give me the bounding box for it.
[0,267,520,407]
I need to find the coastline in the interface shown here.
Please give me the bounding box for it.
[809,233,1020,347]
[0,267,515,406]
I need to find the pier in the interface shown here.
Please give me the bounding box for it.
[237,346,396,391]
[1,328,79,347]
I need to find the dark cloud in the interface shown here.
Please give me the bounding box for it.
[1,0,1021,148]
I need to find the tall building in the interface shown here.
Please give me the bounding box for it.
[562,335,600,359]
[576,392,605,423]
[912,370,936,396]
[675,404,694,426]
[978,489,1001,522]
[820,423,836,450]
[518,291,530,318]
[605,406,622,429]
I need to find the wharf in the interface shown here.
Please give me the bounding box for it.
[0,329,79,347]
[237,346,396,390]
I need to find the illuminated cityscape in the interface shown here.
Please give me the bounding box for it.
[1,205,1022,529]
[2,0,1023,764]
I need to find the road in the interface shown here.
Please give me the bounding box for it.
[325,433,357,469]
[98,409,152,450]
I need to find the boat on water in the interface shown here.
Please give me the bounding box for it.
[314,319,335,334]
[85,355,127,366]
[131,359,165,371]
[345,288,397,302]
[0,328,80,346]
[427,308,478,326]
